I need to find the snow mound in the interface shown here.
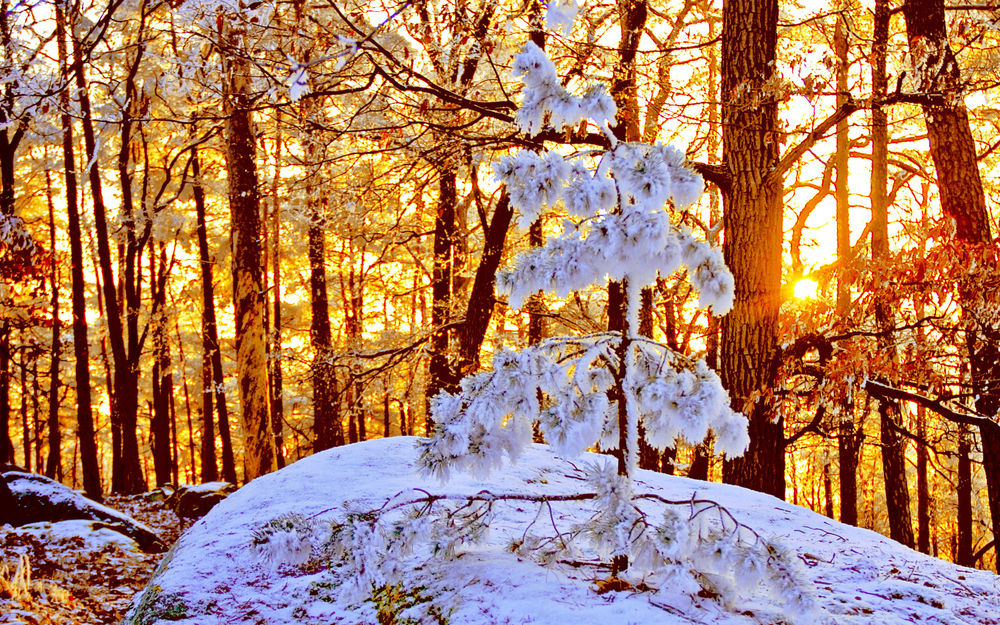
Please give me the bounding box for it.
[123,437,1000,625]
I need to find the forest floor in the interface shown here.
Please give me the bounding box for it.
[0,495,193,625]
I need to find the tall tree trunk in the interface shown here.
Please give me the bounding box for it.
[174,315,198,483]
[871,0,913,548]
[426,169,458,429]
[446,7,517,387]
[150,243,173,487]
[221,17,276,481]
[269,128,285,468]
[956,426,974,564]
[719,0,784,499]
[300,88,342,453]
[880,402,914,546]
[57,1,100,500]
[19,334,29,470]
[0,0,24,463]
[71,16,144,494]
[44,169,61,480]
[309,199,343,450]
[192,149,235,483]
[455,192,513,376]
[833,6,861,524]
[902,0,1000,567]
[838,425,862,525]
[913,406,930,555]
[0,325,9,465]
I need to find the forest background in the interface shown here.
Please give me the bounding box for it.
[1,0,999,575]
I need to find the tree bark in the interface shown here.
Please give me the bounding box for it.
[221,16,276,481]
[902,0,1000,567]
[719,0,784,499]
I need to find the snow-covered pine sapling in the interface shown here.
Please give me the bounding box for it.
[419,38,746,573]
[251,18,814,623]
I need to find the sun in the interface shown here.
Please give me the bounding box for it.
[793,278,819,299]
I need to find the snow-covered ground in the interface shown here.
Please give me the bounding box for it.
[123,437,1000,625]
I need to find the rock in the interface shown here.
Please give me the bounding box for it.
[0,472,24,526]
[2,471,166,553]
[141,485,177,503]
[167,482,236,519]
[10,519,142,553]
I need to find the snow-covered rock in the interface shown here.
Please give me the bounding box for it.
[9,519,142,553]
[3,472,166,553]
[122,437,1000,625]
[167,481,236,518]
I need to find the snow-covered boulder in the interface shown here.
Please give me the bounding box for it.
[122,437,1000,625]
[3,472,166,553]
[8,519,142,553]
[167,481,236,518]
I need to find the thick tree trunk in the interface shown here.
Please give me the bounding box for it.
[221,21,276,481]
[58,1,100,500]
[902,0,1000,568]
[719,0,784,499]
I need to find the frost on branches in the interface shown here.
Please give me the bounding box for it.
[421,39,741,485]
[251,35,814,623]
